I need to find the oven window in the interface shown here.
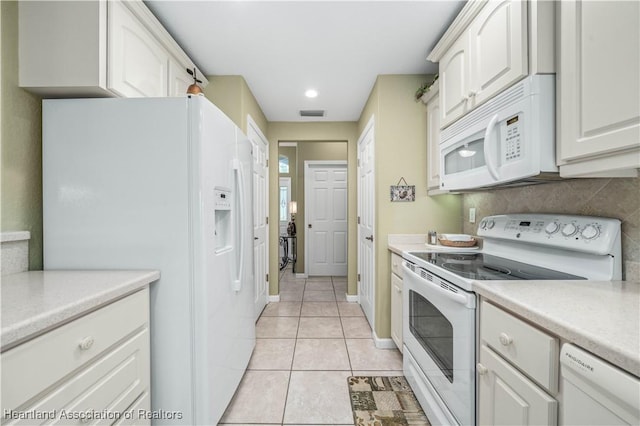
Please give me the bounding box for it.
[409,290,454,383]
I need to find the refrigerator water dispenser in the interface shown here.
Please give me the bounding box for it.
[214,187,232,253]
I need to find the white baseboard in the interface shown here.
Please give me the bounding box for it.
[373,330,398,349]
[345,294,359,303]
[268,295,280,302]
[295,273,307,279]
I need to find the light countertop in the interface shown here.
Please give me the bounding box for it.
[473,280,640,377]
[1,270,160,351]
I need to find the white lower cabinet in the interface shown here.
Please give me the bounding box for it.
[478,300,558,426]
[1,289,151,425]
[390,253,403,353]
[478,345,558,426]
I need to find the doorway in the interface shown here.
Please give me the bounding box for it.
[305,161,348,277]
[279,176,292,258]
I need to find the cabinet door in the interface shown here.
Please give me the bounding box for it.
[478,345,557,426]
[390,273,403,353]
[440,32,470,128]
[169,59,193,97]
[469,0,528,107]
[108,1,169,97]
[558,0,640,165]
[426,89,441,190]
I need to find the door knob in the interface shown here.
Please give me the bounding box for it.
[365,235,374,242]
[308,224,312,229]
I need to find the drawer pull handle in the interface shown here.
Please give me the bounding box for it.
[78,336,95,351]
[477,363,488,376]
[499,332,513,346]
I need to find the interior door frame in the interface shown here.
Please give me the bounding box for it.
[247,115,269,319]
[304,160,348,277]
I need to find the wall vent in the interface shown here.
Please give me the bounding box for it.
[299,110,325,117]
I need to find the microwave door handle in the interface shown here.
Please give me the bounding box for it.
[483,114,500,181]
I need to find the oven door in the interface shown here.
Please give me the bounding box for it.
[402,262,476,426]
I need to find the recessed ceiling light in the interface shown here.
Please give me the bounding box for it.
[305,89,318,98]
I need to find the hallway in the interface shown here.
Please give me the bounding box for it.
[218,273,403,425]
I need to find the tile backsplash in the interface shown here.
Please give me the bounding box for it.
[462,177,640,281]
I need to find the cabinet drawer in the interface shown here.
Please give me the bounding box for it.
[480,301,558,393]
[1,289,149,411]
[4,329,150,425]
[391,253,403,278]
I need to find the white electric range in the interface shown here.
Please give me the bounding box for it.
[401,214,622,426]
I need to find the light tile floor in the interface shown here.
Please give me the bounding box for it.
[218,270,404,425]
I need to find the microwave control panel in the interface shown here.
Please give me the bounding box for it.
[503,114,523,162]
[477,214,621,255]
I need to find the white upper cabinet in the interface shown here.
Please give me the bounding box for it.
[430,0,554,129]
[169,59,194,97]
[440,33,470,127]
[425,86,442,191]
[557,0,640,177]
[468,0,528,107]
[108,1,168,97]
[19,0,207,98]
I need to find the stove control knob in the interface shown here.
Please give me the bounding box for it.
[581,224,600,240]
[545,222,560,235]
[562,223,578,237]
[487,219,495,229]
[479,219,486,229]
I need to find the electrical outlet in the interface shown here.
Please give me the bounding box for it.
[469,207,476,223]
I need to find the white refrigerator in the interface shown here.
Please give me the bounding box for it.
[42,96,255,425]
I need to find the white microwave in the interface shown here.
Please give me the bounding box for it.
[439,75,558,191]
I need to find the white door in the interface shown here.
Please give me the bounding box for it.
[357,118,375,328]
[247,116,269,320]
[306,162,348,276]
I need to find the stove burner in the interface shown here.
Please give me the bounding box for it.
[442,262,512,279]
[407,251,586,281]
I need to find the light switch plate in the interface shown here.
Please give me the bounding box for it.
[469,207,476,223]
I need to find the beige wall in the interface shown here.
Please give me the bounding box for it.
[462,177,640,281]
[268,122,359,296]
[1,1,43,269]
[358,75,463,338]
[203,75,268,137]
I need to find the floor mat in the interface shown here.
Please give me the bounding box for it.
[348,376,431,426]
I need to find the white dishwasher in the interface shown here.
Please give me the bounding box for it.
[560,343,640,425]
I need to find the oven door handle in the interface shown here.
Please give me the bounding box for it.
[402,264,474,308]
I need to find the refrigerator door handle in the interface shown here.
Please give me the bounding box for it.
[232,159,245,292]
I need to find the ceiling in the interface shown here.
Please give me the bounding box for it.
[145,1,465,122]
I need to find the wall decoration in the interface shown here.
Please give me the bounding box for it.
[390,177,416,202]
